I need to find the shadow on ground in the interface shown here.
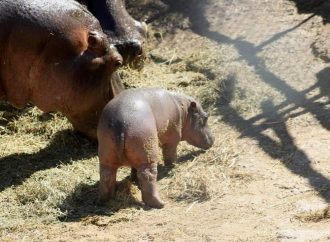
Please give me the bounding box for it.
[0,102,30,129]
[289,0,330,23]
[0,129,97,192]
[58,179,144,222]
[140,0,330,202]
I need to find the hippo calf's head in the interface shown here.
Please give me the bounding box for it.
[182,102,214,150]
[81,0,148,70]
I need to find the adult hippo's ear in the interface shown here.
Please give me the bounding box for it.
[85,31,107,70]
[87,31,107,56]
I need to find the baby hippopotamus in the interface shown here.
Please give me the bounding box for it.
[97,88,214,208]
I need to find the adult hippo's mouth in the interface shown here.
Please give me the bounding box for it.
[114,39,146,70]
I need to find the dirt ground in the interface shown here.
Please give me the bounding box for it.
[1,0,330,241]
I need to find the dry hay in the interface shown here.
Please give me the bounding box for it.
[162,132,237,203]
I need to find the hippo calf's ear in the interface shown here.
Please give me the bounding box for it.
[188,102,199,115]
[190,101,197,108]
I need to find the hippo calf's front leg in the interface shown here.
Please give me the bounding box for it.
[131,142,177,184]
[137,163,164,209]
[162,143,178,167]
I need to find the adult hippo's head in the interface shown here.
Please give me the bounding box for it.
[0,0,125,139]
[79,0,148,70]
[63,37,125,139]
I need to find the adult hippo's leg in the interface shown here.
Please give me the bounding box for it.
[136,163,164,209]
[130,167,138,184]
[0,82,5,99]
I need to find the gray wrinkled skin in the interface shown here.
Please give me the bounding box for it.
[97,88,214,208]
[0,0,125,138]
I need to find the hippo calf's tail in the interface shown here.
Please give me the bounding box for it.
[109,119,126,163]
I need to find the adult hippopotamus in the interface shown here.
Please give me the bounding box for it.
[78,0,147,69]
[0,0,124,138]
[97,88,214,208]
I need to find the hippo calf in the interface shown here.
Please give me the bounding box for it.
[97,88,214,208]
[0,0,124,138]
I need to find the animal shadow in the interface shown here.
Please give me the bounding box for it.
[0,129,97,192]
[59,179,143,222]
[0,102,30,127]
[289,0,330,23]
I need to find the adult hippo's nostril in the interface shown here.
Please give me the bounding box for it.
[115,39,143,59]
[132,40,143,56]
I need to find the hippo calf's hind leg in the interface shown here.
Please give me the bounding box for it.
[137,163,164,209]
[99,164,118,203]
